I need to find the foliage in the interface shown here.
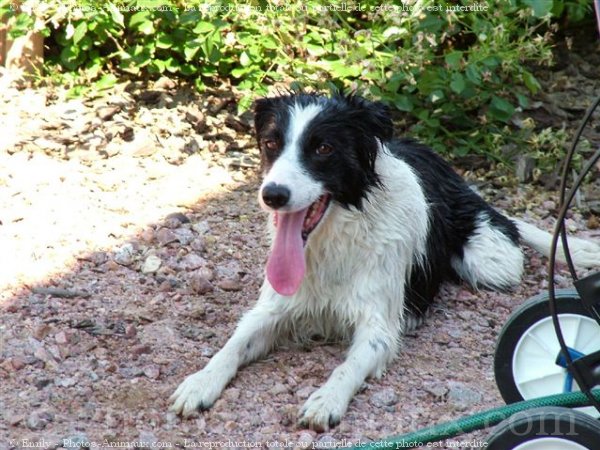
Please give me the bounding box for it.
[0,0,595,168]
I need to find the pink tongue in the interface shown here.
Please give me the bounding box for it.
[266,209,308,296]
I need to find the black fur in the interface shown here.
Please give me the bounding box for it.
[390,139,519,316]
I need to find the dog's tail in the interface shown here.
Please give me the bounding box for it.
[512,218,600,268]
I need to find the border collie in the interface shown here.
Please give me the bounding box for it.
[170,93,600,430]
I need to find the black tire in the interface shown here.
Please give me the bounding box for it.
[486,407,600,450]
[494,289,597,404]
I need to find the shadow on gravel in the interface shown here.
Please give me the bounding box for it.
[0,170,286,441]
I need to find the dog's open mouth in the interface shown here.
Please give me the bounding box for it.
[273,194,331,243]
[267,194,332,296]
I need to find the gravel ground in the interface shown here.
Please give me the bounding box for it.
[1,64,599,449]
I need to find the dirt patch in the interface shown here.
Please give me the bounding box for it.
[1,68,599,448]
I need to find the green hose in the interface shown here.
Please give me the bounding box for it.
[351,389,600,449]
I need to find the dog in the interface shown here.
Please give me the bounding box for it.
[170,92,600,430]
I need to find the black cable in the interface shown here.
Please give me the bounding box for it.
[549,95,600,414]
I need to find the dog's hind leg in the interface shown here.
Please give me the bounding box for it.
[298,312,399,431]
[170,289,288,417]
[451,211,524,290]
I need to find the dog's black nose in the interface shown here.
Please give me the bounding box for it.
[262,183,290,209]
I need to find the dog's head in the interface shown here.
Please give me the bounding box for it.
[252,92,393,296]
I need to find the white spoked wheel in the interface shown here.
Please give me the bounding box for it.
[486,407,600,450]
[494,289,600,418]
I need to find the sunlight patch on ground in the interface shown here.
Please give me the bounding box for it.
[0,150,236,302]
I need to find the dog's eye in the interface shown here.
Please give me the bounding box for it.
[316,143,334,156]
[261,139,279,154]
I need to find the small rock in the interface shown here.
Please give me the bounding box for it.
[180,253,206,270]
[185,109,207,133]
[114,244,135,266]
[165,212,190,227]
[200,347,214,357]
[269,383,288,395]
[154,76,176,90]
[57,377,77,387]
[140,228,155,243]
[55,330,69,344]
[369,388,399,407]
[141,255,162,274]
[35,378,53,389]
[190,237,206,252]
[315,435,337,449]
[156,228,178,246]
[189,273,213,295]
[295,385,316,399]
[174,228,194,245]
[125,324,137,338]
[8,414,25,426]
[33,323,52,340]
[97,105,120,121]
[34,346,55,364]
[143,365,160,379]
[26,410,53,430]
[62,434,90,450]
[132,344,152,356]
[218,278,243,292]
[192,221,210,234]
[11,357,26,370]
[295,431,315,449]
[423,382,447,399]
[447,381,483,410]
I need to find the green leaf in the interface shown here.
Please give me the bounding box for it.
[516,93,529,109]
[180,10,202,25]
[445,51,463,69]
[488,96,515,122]
[157,33,174,49]
[393,95,414,112]
[523,0,553,18]
[130,11,150,28]
[450,73,466,94]
[318,59,361,78]
[165,57,180,73]
[149,59,166,73]
[430,90,444,103]
[138,20,155,35]
[184,42,200,61]
[465,64,481,86]
[95,74,117,90]
[180,64,198,76]
[73,21,87,44]
[194,21,215,34]
[522,70,540,94]
[106,3,124,28]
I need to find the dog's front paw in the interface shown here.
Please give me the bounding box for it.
[169,370,224,417]
[298,386,348,432]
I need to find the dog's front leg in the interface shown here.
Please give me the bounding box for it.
[170,293,286,417]
[299,315,398,431]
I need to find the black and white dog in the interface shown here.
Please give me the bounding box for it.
[170,93,600,430]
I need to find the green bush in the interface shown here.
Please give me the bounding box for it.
[0,0,594,169]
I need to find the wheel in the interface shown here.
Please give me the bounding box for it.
[494,289,600,417]
[486,407,600,450]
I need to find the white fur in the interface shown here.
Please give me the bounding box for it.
[513,218,600,268]
[258,102,324,212]
[170,147,430,429]
[451,212,524,289]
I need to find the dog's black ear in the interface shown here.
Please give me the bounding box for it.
[364,100,394,142]
[253,97,284,138]
[344,94,393,142]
